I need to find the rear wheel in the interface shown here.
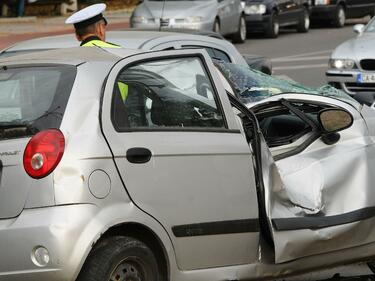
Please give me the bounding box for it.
[297,7,310,33]
[232,15,247,43]
[265,12,279,38]
[76,236,162,281]
[332,5,346,28]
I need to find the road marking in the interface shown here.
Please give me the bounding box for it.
[273,49,332,60]
[275,75,296,82]
[273,56,329,62]
[274,64,328,71]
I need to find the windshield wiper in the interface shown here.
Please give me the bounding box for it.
[32,106,62,122]
[0,121,38,139]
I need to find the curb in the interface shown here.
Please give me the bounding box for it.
[0,16,37,23]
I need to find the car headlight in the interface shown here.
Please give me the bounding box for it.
[244,4,266,15]
[315,0,330,5]
[329,59,355,69]
[131,16,155,24]
[185,16,203,23]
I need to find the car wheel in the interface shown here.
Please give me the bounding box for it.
[232,15,247,44]
[76,236,162,281]
[332,5,345,28]
[369,6,375,17]
[297,7,310,33]
[213,18,221,34]
[265,12,279,38]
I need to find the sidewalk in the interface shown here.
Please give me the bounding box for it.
[0,9,132,50]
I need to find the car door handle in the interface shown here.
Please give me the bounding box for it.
[126,147,152,164]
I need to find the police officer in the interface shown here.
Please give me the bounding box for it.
[66,3,129,101]
[65,3,120,48]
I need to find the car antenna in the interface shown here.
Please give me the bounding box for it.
[159,0,167,31]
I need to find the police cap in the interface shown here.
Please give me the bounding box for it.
[65,3,107,30]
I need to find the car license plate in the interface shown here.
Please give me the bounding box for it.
[358,73,375,83]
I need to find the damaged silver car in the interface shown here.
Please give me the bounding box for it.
[1,47,375,281]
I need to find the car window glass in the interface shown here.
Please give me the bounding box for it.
[181,45,231,63]
[0,65,76,140]
[112,57,225,130]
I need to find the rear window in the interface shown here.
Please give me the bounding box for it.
[0,65,76,140]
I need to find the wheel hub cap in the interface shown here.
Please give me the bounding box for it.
[110,261,144,281]
[305,15,310,29]
[240,18,246,40]
[339,9,345,25]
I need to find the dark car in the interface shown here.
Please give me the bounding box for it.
[243,0,310,38]
[310,0,375,28]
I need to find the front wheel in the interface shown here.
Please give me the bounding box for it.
[232,15,247,43]
[332,5,345,28]
[76,236,162,281]
[297,7,310,33]
[265,12,279,38]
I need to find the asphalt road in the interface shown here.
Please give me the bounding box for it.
[234,18,370,88]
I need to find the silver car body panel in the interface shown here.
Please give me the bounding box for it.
[249,94,375,263]
[101,49,260,270]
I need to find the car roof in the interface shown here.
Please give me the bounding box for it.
[2,30,228,53]
[0,47,142,66]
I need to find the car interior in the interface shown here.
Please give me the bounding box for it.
[112,69,225,130]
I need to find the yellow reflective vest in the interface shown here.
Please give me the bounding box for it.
[81,39,121,48]
[82,39,127,102]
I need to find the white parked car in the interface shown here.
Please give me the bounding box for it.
[0,30,272,73]
[326,17,375,104]
[130,0,247,43]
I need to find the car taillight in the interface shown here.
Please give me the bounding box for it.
[23,129,65,179]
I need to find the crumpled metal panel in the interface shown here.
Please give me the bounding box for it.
[260,105,375,263]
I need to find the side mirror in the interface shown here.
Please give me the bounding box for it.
[318,108,353,133]
[353,24,365,34]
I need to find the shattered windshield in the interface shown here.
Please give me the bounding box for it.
[214,61,359,108]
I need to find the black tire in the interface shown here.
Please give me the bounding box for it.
[232,15,247,44]
[265,11,279,38]
[332,5,345,28]
[213,18,220,34]
[369,6,375,17]
[297,7,310,33]
[77,236,162,281]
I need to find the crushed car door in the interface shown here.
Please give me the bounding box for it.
[101,49,260,270]
[253,95,375,263]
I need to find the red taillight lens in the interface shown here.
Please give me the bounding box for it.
[23,129,65,179]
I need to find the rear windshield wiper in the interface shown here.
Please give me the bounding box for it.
[0,121,39,138]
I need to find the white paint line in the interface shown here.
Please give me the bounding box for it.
[273,64,328,71]
[275,75,297,82]
[273,50,332,60]
[273,56,329,62]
